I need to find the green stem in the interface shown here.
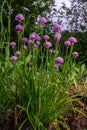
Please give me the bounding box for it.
[18,32,20,50]
[62,45,74,74]
[66,45,74,67]
[55,41,59,56]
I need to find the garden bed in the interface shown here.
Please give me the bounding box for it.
[0,84,87,130]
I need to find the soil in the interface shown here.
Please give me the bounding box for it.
[63,100,87,130]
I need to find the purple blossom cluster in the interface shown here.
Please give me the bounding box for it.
[15,13,24,32]
[38,17,47,24]
[10,42,21,61]
[29,32,41,41]
[27,40,33,44]
[53,23,61,32]
[28,32,41,48]
[64,41,71,47]
[10,56,17,61]
[64,36,78,58]
[23,45,27,50]
[68,37,77,44]
[54,33,61,41]
[72,51,78,57]
[53,23,62,42]
[43,35,49,41]
[15,13,24,21]
[15,24,23,32]
[10,49,21,61]
[15,51,21,56]
[64,37,77,48]
[43,34,52,48]
[10,14,79,66]
[55,57,64,64]
[55,57,64,69]
[22,37,28,43]
[10,42,16,48]
[45,41,52,48]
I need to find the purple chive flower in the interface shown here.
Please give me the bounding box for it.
[10,56,17,61]
[38,17,47,24]
[72,51,78,57]
[34,33,40,40]
[15,51,21,56]
[54,33,61,41]
[36,41,40,46]
[64,41,71,47]
[15,13,24,21]
[10,42,16,48]
[27,39,33,44]
[15,24,23,32]
[53,23,61,31]
[43,35,49,40]
[22,37,28,43]
[54,64,59,69]
[68,37,77,44]
[45,41,52,48]
[23,45,27,50]
[29,33,36,40]
[55,57,64,64]
[29,32,41,41]
[35,35,41,41]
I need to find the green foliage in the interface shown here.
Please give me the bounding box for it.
[0,65,16,118]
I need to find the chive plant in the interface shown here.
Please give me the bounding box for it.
[0,1,86,130]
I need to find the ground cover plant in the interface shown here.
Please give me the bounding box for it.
[0,1,87,130]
